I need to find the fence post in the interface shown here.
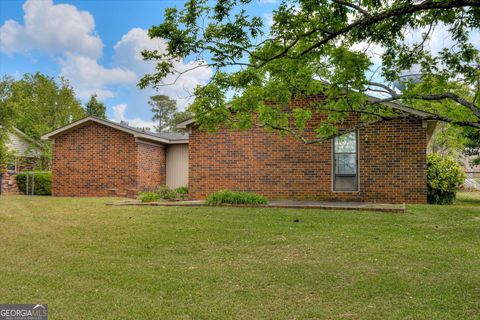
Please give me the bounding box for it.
[32,174,35,195]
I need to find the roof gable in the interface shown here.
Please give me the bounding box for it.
[41,117,189,144]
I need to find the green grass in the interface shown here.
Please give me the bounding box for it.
[0,193,479,319]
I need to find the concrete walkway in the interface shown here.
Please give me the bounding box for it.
[268,200,405,212]
[107,199,405,213]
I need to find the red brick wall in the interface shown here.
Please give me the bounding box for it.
[137,141,166,191]
[52,121,167,197]
[188,116,427,204]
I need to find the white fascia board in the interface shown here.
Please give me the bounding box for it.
[41,117,172,144]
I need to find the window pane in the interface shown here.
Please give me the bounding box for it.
[334,132,356,153]
[333,131,358,191]
[335,153,357,175]
[334,176,357,191]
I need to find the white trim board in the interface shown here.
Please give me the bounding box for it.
[42,117,188,145]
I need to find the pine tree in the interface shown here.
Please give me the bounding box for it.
[149,95,177,132]
[85,94,107,119]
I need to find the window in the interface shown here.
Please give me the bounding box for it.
[333,131,358,191]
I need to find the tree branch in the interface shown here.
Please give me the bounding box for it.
[259,116,412,145]
[366,81,398,96]
[408,93,480,118]
[332,0,371,16]
[256,0,480,66]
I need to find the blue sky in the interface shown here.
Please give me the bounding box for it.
[1,1,478,129]
[0,0,277,128]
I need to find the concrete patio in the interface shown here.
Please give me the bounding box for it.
[107,199,406,213]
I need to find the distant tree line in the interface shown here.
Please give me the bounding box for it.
[0,73,86,167]
[0,72,192,169]
[0,73,109,168]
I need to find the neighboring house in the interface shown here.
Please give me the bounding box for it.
[42,96,437,203]
[461,154,480,178]
[4,127,42,171]
[1,127,42,194]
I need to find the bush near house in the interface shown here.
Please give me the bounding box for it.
[206,190,268,206]
[138,186,189,202]
[427,154,466,204]
[138,192,161,202]
[15,171,52,195]
[175,186,188,199]
[156,185,178,200]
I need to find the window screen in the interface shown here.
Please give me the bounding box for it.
[333,131,358,191]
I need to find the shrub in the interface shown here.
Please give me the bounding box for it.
[206,190,267,206]
[138,192,160,202]
[156,185,177,200]
[15,171,52,195]
[175,186,188,199]
[427,153,466,205]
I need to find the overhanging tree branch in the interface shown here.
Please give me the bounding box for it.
[257,0,480,66]
[142,0,480,140]
[364,90,480,118]
[408,93,480,118]
[332,0,371,16]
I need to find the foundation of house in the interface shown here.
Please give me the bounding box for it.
[106,199,406,213]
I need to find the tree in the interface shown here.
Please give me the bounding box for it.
[169,110,193,132]
[85,94,107,119]
[463,127,480,165]
[428,123,480,166]
[428,123,469,156]
[0,73,85,163]
[149,95,177,132]
[0,76,16,167]
[139,0,480,142]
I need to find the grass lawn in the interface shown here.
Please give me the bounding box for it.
[1,194,479,319]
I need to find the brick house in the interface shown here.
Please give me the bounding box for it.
[42,97,436,203]
[42,118,188,197]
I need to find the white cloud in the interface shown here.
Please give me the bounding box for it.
[0,0,140,99]
[60,53,137,99]
[112,104,155,129]
[0,1,213,121]
[263,13,274,28]
[258,0,276,4]
[0,0,102,58]
[113,28,166,75]
[112,28,213,110]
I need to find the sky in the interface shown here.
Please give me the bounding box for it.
[0,0,277,129]
[1,0,478,129]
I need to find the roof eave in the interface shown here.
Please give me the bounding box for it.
[41,116,181,144]
[166,139,189,144]
[365,96,434,118]
[174,98,434,129]
[176,118,196,129]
